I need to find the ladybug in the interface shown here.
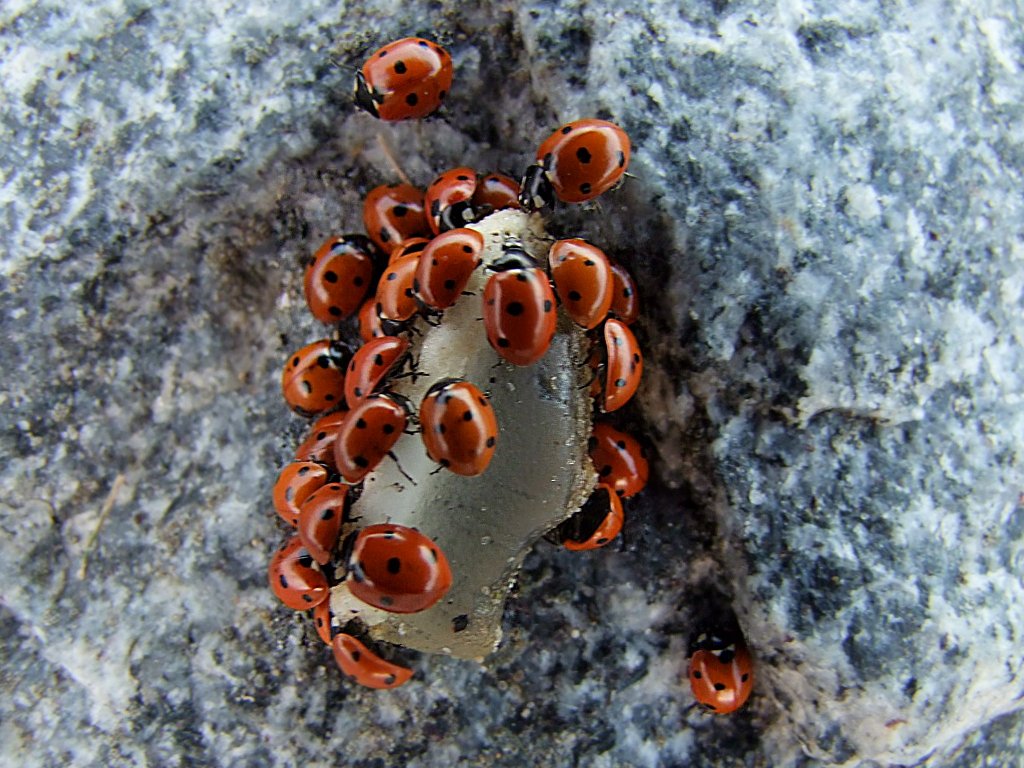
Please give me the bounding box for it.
[594,318,643,412]
[607,258,640,324]
[313,600,336,645]
[415,227,484,310]
[333,393,412,484]
[297,482,349,565]
[482,241,557,367]
[688,633,755,715]
[424,167,480,233]
[560,485,624,551]
[354,37,453,121]
[471,172,521,212]
[293,409,350,471]
[363,183,431,254]
[272,460,332,528]
[333,634,414,689]
[588,422,649,499]
[520,118,631,209]
[344,335,411,405]
[345,523,453,613]
[548,238,614,329]
[303,235,380,323]
[281,339,350,416]
[356,296,405,343]
[387,236,431,265]
[376,252,422,322]
[419,378,498,477]
[268,535,329,610]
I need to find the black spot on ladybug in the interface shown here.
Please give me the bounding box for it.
[329,307,342,317]
[462,245,473,253]
[618,151,626,168]
[600,465,612,477]
[394,61,407,74]
[382,423,395,434]
[515,272,528,282]
[576,147,592,163]
[457,175,470,181]
[418,40,428,47]
[444,279,456,290]
[384,674,397,685]
[580,182,592,195]
[485,436,495,448]
[316,355,330,368]
[404,287,414,298]
[568,290,582,302]
[742,673,750,682]
[713,683,727,691]
[437,424,446,433]
[478,396,488,406]
[354,387,363,397]
[506,301,524,316]
[380,595,394,606]
[302,594,313,603]
[293,356,300,366]
[543,300,553,312]
[387,557,401,574]
[497,337,510,348]
[386,271,398,281]
[352,649,362,662]
[439,89,447,100]
[452,614,469,632]
[406,93,418,106]
[462,410,473,421]
[324,393,335,401]
[324,270,338,283]
[561,126,572,134]
[623,287,633,296]
[374,353,385,366]
[439,458,450,467]
[354,455,369,468]
[356,418,367,429]
[393,204,408,217]
[321,508,335,521]
[379,50,388,57]
[597,537,608,544]
[615,378,627,387]
[279,575,288,588]
[380,228,390,242]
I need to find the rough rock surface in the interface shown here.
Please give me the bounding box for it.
[1,1,1022,767]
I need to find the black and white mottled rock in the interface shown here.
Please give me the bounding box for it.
[1,1,1021,767]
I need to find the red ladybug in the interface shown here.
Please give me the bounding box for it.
[688,634,755,715]
[272,461,331,528]
[419,378,498,477]
[376,252,422,322]
[268,535,329,610]
[595,318,643,412]
[345,524,453,613]
[281,339,350,416]
[303,235,380,323]
[293,409,349,471]
[332,634,414,689]
[588,422,649,499]
[424,167,480,233]
[471,172,521,212]
[356,297,405,343]
[297,482,348,565]
[561,485,624,551]
[520,119,630,209]
[607,258,640,324]
[344,335,410,405]
[415,227,484,310]
[387,236,431,265]
[333,393,411,484]
[354,37,453,121]
[482,242,557,366]
[363,183,430,254]
[313,600,335,645]
[548,238,614,329]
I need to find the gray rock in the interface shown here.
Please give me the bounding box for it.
[1,1,1021,767]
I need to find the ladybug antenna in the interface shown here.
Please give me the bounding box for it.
[328,55,359,75]
[374,133,414,186]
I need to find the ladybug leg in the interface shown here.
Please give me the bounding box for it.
[386,450,418,486]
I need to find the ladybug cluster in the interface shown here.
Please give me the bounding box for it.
[267,36,752,710]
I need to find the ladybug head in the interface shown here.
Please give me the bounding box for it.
[353,72,382,118]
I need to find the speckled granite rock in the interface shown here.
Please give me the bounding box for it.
[2,1,1022,767]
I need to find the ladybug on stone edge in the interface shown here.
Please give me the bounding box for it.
[687,630,755,715]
